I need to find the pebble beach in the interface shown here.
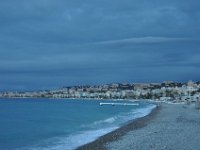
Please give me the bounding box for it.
[77,103,200,150]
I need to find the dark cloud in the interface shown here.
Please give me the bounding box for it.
[0,0,200,90]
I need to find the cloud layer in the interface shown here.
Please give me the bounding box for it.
[0,0,200,91]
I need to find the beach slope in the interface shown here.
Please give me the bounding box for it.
[106,103,200,150]
[77,103,200,150]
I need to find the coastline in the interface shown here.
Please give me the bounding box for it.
[76,104,160,150]
[2,98,200,149]
[0,97,138,101]
[77,103,200,150]
[2,97,200,149]
[0,99,155,149]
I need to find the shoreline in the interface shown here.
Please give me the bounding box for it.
[0,97,139,101]
[76,104,160,150]
[77,103,200,150]
[106,103,200,150]
[0,97,143,103]
[0,97,188,106]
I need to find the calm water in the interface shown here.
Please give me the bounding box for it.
[0,98,155,150]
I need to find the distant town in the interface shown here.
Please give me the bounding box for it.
[1,81,200,103]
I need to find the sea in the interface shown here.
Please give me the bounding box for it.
[0,98,156,150]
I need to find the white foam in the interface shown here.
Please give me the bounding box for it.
[19,103,156,150]
[19,127,119,150]
[94,116,117,125]
[131,104,156,119]
[80,116,118,129]
[64,127,119,150]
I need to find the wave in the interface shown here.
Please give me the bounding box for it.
[131,104,156,119]
[80,116,118,129]
[19,126,119,150]
[19,103,156,150]
[82,104,156,129]
[93,116,117,125]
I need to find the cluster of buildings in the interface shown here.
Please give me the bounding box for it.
[1,81,200,103]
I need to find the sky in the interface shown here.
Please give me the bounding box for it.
[0,0,200,91]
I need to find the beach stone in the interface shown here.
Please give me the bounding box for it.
[105,104,200,150]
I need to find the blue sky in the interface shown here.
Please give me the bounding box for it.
[0,0,200,91]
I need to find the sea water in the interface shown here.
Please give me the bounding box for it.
[0,98,156,150]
